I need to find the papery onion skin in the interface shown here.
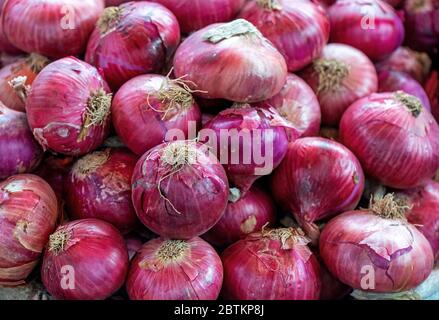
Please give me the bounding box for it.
[203,186,277,248]
[131,141,229,240]
[112,74,201,156]
[221,228,321,300]
[26,57,112,156]
[66,148,139,235]
[328,0,404,61]
[41,219,128,300]
[270,137,365,240]
[239,0,330,72]
[173,19,288,103]
[254,73,321,139]
[150,0,246,34]
[2,0,104,58]
[340,92,439,189]
[300,43,378,126]
[0,103,43,180]
[85,2,181,90]
[127,237,223,300]
[0,174,58,286]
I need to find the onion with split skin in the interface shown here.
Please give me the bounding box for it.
[127,237,223,300]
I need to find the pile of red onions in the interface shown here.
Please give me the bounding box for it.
[41,219,128,300]
[1,0,104,58]
[85,2,180,90]
[238,0,329,72]
[0,103,43,180]
[127,237,223,300]
[320,194,434,292]
[328,0,404,61]
[0,174,58,285]
[340,92,439,189]
[173,19,287,103]
[66,148,139,234]
[221,227,321,300]
[112,74,201,156]
[26,57,112,156]
[131,141,229,239]
[270,137,364,241]
[300,43,378,126]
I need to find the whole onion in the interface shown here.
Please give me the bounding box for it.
[26,57,112,156]
[85,2,180,90]
[41,219,128,300]
[238,0,330,72]
[127,237,223,300]
[300,43,378,126]
[203,186,276,248]
[2,0,104,58]
[221,227,321,300]
[270,137,365,241]
[254,73,321,138]
[0,54,49,112]
[0,174,58,286]
[0,103,43,180]
[320,194,434,292]
[112,74,201,156]
[173,19,288,103]
[66,148,139,235]
[340,92,439,189]
[0,0,21,54]
[150,0,246,34]
[131,140,229,239]
[328,0,404,61]
[203,105,290,198]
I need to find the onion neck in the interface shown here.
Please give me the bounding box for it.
[25,53,49,73]
[369,193,410,221]
[161,141,197,170]
[256,0,281,10]
[314,59,349,93]
[395,91,423,117]
[49,230,70,255]
[73,149,110,179]
[155,240,189,264]
[203,19,262,44]
[98,6,122,35]
[261,226,309,249]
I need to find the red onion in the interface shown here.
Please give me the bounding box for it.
[254,73,321,138]
[41,219,128,300]
[26,57,112,156]
[0,54,49,112]
[85,2,180,90]
[203,105,290,198]
[112,74,201,156]
[378,70,431,110]
[2,0,104,58]
[127,237,223,300]
[66,148,139,235]
[150,0,246,34]
[173,19,288,103]
[340,92,439,189]
[203,186,276,248]
[238,0,329,72]
[0,0,21,54]
[221,227,321,300]
[132,141,229,239]
[270,137,365,241]
[0,103,43,180]
[425,71,439,122]
[300,43,378,126]
[320,194,434,292]
[0,174,58,286]
[328,0,404,61]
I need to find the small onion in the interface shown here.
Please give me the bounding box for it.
[340,92,439,189]
[127,237,223,300]
[300,43,378,126]
[66,148,139,235]
[221,227,321,300]
[41,219,129,300]
[0,174,58,286]
[320,194,434,292]
[173,19,288,103]
[131,141,229,239]
[26,57,112,156]
[238,0,330,72]
[85,2,181,90]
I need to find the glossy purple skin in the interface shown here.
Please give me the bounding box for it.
[0,104,43,179]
